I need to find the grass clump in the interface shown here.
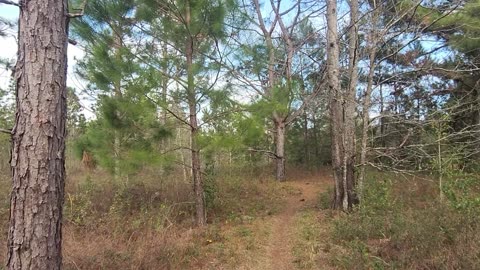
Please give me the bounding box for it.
[330,170,480,270]
[292,210,324,269]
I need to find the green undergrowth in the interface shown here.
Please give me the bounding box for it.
[328,170,480,270]
[292,209,325,269]
[209,172,288,224]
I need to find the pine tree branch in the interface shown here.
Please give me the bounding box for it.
[143,94,193,128]
[285,67,327,125]
[0,0,19,7]
[248,148,278,159]
[199,107,247,128]
[0,128,12,134]
[172,160,208,176]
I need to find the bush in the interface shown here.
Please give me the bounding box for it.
[330,170,480,269]
[318,187,332,210]
[64,176,96,226]
[204,175,218,209]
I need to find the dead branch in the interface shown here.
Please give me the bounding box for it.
[247,148,278,158]
[0,128,12,135]
[0,0,19,7]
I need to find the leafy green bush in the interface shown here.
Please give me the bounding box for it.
[204,175,218,209]
[444,173,480,213]
[333,174,398,242]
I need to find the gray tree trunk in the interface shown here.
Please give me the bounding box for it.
[185,1,206,226]
[274,120,286,181]
[359,0,381,201]
[7,0,68,268]
[327,0,343,209]
[326,0,357,210]
[344,0,359,207]
[303,111,309,166]
[253,0,296,181]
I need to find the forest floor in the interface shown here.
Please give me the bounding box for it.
[1,165,477,269]
[194,170,334,270]
[263,173,329,270]
[0,167,337,270]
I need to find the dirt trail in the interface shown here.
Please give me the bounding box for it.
[264,172,331,270]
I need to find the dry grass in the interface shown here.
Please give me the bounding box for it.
[0,152,296,269]
[328,170,480,270]
[292,210,333,270]
[4,151,477,270]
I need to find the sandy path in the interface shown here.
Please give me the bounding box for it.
[264,172,330,270]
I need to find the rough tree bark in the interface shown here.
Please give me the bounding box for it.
[7,0,68,268]
[344,0,359,207]
[303,111,309,165]
[326,0,357,210]
[185,0,206,226]
[327,0,344,209]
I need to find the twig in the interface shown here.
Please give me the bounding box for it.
[0,0,19,7]
[247,148,278,158]
[143,94,193,128]
[0,128,12,135]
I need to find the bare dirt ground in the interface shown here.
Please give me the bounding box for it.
[262,171,332,270]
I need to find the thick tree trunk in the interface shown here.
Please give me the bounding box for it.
[312,114,320,161]
[327,0,343,209]
[253,0,290,181]
[326,0,356,210]
[474,87,480,161]
[113,132,121,180]
[7,0,68,268]
[274,120,286,181]
[161,42,169,125]
[190,125,205,226]
[186,0,206,226]
[343,0,359,207]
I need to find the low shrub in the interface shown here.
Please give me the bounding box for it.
[330,170,480,269]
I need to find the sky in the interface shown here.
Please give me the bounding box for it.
[0,2,92,118]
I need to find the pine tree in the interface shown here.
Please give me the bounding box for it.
[137,0,232,226]
[236,0,323,181]
[71,0,168,178]
[7,0,69,268]
[431,0,480,166]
